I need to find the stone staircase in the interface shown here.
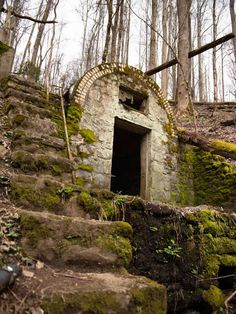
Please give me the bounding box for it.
[0,76,167,313]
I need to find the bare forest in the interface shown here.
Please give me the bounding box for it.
[0,0,236,107]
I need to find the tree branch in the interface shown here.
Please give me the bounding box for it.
[1,7,57,24]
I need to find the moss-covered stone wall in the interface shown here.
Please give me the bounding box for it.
[124,198,236,313]
[178,143,236,211]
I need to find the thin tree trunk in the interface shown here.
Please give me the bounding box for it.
[102,0,113,63]
[221,45,225,101]
[125,0,131,64]
[31,0,54,66]
[197,0,203,101]
[176,0,191,117]
[116,0,124,61]
[212,0,218,102]
[110,0,121,62]
[161,0,168,96]
[149,0,158,76]
[44,0,59,95]
[230,0,236,62]
[19,0,44,71]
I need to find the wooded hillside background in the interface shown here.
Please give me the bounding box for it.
[0,0,236,106]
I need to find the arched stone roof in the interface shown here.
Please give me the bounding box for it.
[74,63,176,136]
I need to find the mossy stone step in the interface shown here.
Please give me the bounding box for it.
[10,150,74,175]
[24,267,166,314]
[20,209,133,269]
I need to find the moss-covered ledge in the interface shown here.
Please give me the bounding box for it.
[178,129,236,160]
[19,209,133,268]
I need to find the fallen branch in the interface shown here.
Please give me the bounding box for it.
[1,7,57,24]
[224,289,236,313]
[146,33,235,76]
[178,129,236,160]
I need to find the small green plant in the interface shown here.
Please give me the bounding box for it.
[149,226,158,232]
[156,239,182,258]
[58,185,74,200]
[113,196,126,221]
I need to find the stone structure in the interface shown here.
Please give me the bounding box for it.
[73,63,178,203]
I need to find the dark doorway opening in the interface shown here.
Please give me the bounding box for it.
[111,123,144,196]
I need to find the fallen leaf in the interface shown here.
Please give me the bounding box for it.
[36,261,44,269]
[22,269,34,278]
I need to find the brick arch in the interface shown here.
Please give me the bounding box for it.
[74,63,176,135]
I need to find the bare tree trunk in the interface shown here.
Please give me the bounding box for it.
[31,0,54,66]
[44,0,59,95]
[80,0,90,75]
[110,0,122,62]
[149,0,157,76]
[116,0,124,62]
[197,0,205,101]
[221,45,225,101]
[19,0,44,71]
[161,0,168,96]
[230,0,236,62]
[125,0,131,64]
[169,0,177,100]
[145,0,149,70]
[102,0,113,63]
[212,0,218,102]
[176,0,191,117]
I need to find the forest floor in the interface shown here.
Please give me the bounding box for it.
[180,102,236,143]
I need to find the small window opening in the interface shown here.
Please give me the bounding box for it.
[119,85,147,112]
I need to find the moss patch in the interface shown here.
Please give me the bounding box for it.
[210,139,236,159]
[66,103,83,136]
[96,235,132,267]
[42,291,120,314]
[76,164,93,172]
[178,144,236,208]
[202,285,225,310]
[80,129,97,144]
[11,178,62,212]
[20,213,49,247]
[0,41,10,54]
[11,150,73,175]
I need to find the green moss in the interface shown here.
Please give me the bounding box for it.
[42,291,121,314]
[75,177,86,186]
[96,234,132,267]
[66,103,83,136]
[111,221,133,238]
[178,145,236,208]
[163,123,173,137]
[11,151,73,176]
[0,41,10,54]
[11,114,27,126]
[20,213,49,247]
[76,164,94,172]
[78,191,94,209]
[220,254,236,266]
[80,129,97,144]
[210,139,236,159]
[100,199,117,220]
[11,182,62,212]
[202,285,225,310]
[205,236,236,254]
[130,285,166,314]
[202,254,220,277]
